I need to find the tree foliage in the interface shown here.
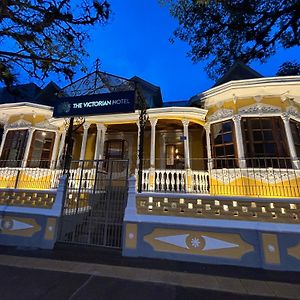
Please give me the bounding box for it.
[161,0,300,80]
[0,0,110,86]
[277,61,300,76]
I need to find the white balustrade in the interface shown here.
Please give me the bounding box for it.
[191,170,209,194]
[154,169,187,192]
[138,168,210,194]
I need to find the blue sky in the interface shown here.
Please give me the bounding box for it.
[53,0,300,101]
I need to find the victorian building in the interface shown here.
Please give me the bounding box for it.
[0,63,299,198]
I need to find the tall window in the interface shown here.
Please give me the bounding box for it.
[242,117,290,168]
[27,131,55,168]
[0,130,28,167]
[290,119,300,158]
[211,120,237,168]
[104,139,128,160]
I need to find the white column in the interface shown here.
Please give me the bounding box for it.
[0,127,8,158]
[22,127,35,167]
[160,134,166,169]
[204,124,213,169]
[94,124,102,160]
[136,122,140,167]
[148,119,157,191]
[232,115,246,168]
[150,118,157,168]
[98,124,107,160]
[50,131,61,169]
[79,122,90,161]
[182,119,190,169]
[56,129,67,167]
[281,113,300,168]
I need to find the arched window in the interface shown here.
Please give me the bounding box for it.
[0,130,29,167]
[242,117,290,168]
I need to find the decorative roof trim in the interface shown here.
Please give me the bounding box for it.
[35,120,58,130]
[238,103,281,115]
[193,76,300,102]
[7,119,32,128]
[208,108,234,122]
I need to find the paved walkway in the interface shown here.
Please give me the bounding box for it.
[0,253,300,299]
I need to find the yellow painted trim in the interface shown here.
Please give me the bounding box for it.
[125,223,138,249]
[288,243,300,260]
[44,218,57,241]
[0,216,41,237]
[144,228,254,259]
[261,233,280,265]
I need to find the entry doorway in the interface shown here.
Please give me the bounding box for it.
[165,142,185,169]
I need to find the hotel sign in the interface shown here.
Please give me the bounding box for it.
[53,91,135,117]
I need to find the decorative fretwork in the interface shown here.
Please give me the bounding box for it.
[60,71,135,97]
[238,103,281,115]
[137,196,300,224]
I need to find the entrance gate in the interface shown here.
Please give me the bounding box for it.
[58,159,129,249]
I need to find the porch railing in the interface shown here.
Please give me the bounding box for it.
[139,157,300,197]
[0,159,128,191]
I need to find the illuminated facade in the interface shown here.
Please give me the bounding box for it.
[0,65,300,198]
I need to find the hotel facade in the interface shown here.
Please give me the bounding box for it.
[1,63,300,270]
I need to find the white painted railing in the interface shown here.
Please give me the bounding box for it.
[137,168,210,194]
[155,169,186,192]
[191,170,209,193]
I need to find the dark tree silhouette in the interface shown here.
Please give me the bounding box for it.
[0,0,110,86]
[277,61,300,76]
[161,0,300,80]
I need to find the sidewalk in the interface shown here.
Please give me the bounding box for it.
[1,245,300,299]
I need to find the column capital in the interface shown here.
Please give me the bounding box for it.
[96,123,106,131]
[60,127,67,134]
[182,119,189,127]
[232,114,242,123]
[150,118,158,127]
[83,122,91,131]
[281,112,290,122]
[204,123,210,132]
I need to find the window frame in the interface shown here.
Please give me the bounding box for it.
[210,119,238,168]
[290,118,300,158]
[27,130,56,168]
[242,116,291,168]
[0,129,29,167]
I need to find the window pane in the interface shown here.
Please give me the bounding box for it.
[264,143,276,155]
[243,117,290,167]
[211,120,236,168]
[263,131,273,141]
[0,130,28,167]
[225,144,234,155]
[253,131,263,141]
[262,119,272,129]
[216,147,224,157]
[254,144,264,154]
[222,122,232,132]
[223,133,232,143]
[27,131,55,168]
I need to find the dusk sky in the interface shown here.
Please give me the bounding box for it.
[58,0,299,101]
